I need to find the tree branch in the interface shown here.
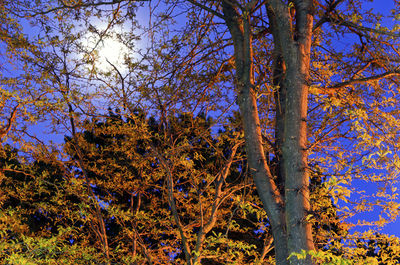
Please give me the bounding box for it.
[328,69,400,90]
[313,0,345,31]
[0,103,20,142]
[150,144,192,264]
[186,0,225,19]
[331,15,400,38]
[32,0,130,15]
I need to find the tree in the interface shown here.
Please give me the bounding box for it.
[64,109,272,264]
[0,108,361,264]
[154,1,399,264]
[0,144,108,264]
[218,2,314,264]
[2,109,275,264]
[1,0,400,265]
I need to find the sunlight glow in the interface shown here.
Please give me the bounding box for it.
[82,20,134,74]
[93,34,130,72]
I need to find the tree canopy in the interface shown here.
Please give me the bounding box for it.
[1,0,400,264]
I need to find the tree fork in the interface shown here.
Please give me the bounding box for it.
[266,0,315,264]
[222,1,290,264]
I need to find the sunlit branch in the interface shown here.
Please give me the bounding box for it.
[313,0,345,31]
[328,69,400,90]
[351,60,375,79]
[193,140,241,264]
[331,16,400,38]
[150,144,192,264]
[0,103,19,142]
[186,0,225,19]
[33,0,133,15]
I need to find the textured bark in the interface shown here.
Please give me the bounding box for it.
[268,5,287,196]
[221,1,315,264]
[266,1,315,264]
[222,2,289,265]
[187,0,315,264]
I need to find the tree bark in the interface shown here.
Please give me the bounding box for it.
[221,0,315,264]
[266,1,315,264]
[222,2,290,265]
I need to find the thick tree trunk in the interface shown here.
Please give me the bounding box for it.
[269,5,287,196]
[267,1,315,264]
[222,0,315,264]
[222,2,290,265]
[282,69,314,264]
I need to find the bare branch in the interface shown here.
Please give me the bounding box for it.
[328,69,400,90]
[257,236,274,264]
[351,60,375,79]
[331,15,400,38]
[186,0,225,19]
[313,0,345,31]
[32,0,133,15]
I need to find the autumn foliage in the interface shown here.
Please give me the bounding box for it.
[1,0,400,264]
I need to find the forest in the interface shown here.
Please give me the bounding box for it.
[1,0,400,264]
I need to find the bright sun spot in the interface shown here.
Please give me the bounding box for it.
[83,22,132,74]
[80,26,133,98]
[95,36,129,72]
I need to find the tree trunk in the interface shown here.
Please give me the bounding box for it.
[267,1,315,264]
[222,0,315,264]
[222,2,290,265]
